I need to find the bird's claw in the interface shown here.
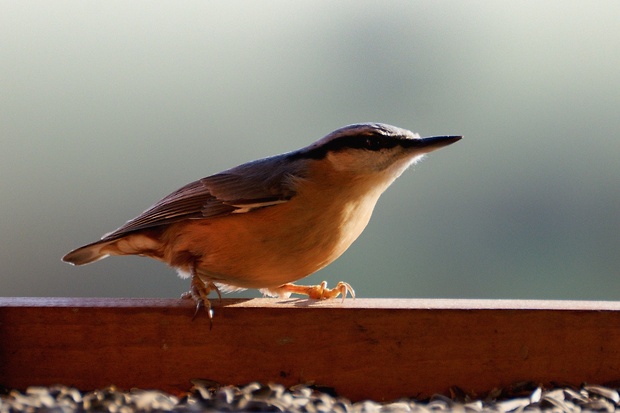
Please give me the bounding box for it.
[181,273,220,327]
[271,280,355,302]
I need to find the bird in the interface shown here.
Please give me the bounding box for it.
[63,123,461,319]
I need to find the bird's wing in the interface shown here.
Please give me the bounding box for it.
[101,156,302,241]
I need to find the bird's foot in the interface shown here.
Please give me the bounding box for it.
[271,281,355,302]
[181,274,222,325]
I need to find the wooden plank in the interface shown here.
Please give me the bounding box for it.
[1,297,620,401]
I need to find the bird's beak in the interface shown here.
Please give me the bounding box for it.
[405,135,462,153]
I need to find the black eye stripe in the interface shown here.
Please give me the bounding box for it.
[364,135,395,151]
[330,133,399,152]
[288,132,404,160]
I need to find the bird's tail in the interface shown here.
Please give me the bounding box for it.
[63,232,162,265]
[62,240,115,265]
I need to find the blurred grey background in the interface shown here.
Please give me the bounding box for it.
[1,1,619,301]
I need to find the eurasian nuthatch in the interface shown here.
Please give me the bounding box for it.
[63,123,461,318]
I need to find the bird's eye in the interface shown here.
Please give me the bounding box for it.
[364,136,383,151]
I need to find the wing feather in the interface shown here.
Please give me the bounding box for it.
[100,154,305,241]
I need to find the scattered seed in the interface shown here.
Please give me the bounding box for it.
[3,382,620,413]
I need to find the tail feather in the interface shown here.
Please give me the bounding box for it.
[63,232,162,265]
[62,240,113,265]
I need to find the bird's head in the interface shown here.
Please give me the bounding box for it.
[292,123,461,184]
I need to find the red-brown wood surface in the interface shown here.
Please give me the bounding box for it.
[2,297,620,401]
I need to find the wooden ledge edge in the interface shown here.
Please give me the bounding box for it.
[2,296,620,311]
[3,296,620,400]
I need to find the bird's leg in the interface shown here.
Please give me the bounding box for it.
[180,264,221,325]
[272,281,355,302]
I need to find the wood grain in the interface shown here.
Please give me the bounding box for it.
[1,297,620,401]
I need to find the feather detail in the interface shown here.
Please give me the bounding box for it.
[97,156,308,242]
